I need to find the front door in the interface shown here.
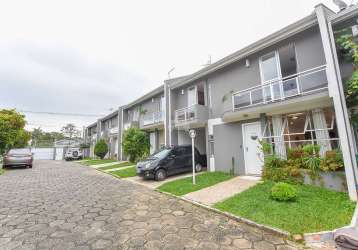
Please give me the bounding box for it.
[242,122,263,175]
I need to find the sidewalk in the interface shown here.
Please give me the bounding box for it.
[183,176,260,206]
[91,161,125,169]
[104,164,135,172]
[125,172,201,189]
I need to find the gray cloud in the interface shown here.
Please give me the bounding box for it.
[0,40,153,130]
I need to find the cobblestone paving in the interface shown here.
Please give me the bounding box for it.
[0,160,307,250]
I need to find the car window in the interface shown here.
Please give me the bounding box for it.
[174,147,186,156]
[150,149,171,159]
[184,147,192,155]
[8,148,30,154]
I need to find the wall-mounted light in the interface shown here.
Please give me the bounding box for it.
[181,89,185,95]
[245,59,250,68]
[151,98,154,102]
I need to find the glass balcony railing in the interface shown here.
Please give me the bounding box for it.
[175,104,208,125]
[232,65,328,111]
[140,111,164,127]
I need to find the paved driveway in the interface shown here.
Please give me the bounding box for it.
[0,160,303,250]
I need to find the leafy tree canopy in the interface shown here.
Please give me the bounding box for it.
[0,109,30,154]
[336,31,358,126]
[94,139,108,159]
[31,127,65,147]
[122,127,149,163]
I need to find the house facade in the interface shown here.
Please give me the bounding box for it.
[85,4,358,201]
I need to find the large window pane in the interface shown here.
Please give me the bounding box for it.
[261,52,279,82]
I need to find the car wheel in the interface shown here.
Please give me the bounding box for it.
[155,169,167,181]
[195,163,202,172]
[29,165,33,168]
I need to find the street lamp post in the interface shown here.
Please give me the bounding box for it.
[189,129,196,185]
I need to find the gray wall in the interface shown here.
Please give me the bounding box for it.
[177,128,206,154]
[213,119,259,175]
[208,26,326,119]
[139,93,163,114]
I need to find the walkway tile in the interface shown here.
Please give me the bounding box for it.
[104,165,135,172]
[90,161,124,168]
[183,176,260,206]
[0,161,302,249]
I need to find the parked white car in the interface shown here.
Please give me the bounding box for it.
[65,148,83,161]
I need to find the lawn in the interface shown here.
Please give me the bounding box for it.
[110,166,137,178]
[98,162,134,170]
[81,159,117,166]
[0,169,4,175]
[157,172,234,196]
[214,181,356,235]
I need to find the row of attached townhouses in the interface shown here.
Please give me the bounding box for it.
[84,4,358,201]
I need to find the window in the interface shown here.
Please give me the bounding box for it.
[187,86,197,106]
[260,52,280,82]
[263,108,339,151]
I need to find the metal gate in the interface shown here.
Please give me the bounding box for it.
[31,148,55,160]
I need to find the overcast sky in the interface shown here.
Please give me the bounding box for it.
[0,0,345,132]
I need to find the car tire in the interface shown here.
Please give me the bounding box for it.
[155,169,167,181]
[29,165,32,168]
[195,163,202,172]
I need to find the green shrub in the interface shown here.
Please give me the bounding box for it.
[287,147,304,159]
[122,127,149,163]
[262,155,303,184]
[94,139,109,159]
[320,150,344,172]
[303,144,320,156]
[270,182,297,201]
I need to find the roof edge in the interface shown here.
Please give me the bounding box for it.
[170,12,318,89]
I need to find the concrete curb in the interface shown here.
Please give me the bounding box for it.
[155,189,290,238]
[304,230,334,244]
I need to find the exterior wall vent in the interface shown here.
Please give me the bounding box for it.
[245,59,250,67]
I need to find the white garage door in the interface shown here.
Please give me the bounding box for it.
[31,148,55,160]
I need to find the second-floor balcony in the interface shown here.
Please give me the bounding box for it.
[123,120,139,130]
[139,111,164,129]
[174,104,209,128]
[232,65,328,111]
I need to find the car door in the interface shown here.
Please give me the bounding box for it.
[171,147,186,175]
[183,146,193,172]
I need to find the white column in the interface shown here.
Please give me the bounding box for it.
[316,5,358,200]
[272,115,287,159]
[312,108,332,156]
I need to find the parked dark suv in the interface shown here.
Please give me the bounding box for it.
[136,145,207,181]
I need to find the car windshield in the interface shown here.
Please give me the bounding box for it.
[8,148,30,154]
[149,149,171,159]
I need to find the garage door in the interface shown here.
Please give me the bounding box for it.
[31,148,55,160]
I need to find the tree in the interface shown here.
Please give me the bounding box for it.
[61,123,80,139]
[336,32,358,126]
[31,127,65,147]
[13,130,32,148]
[122,127,150,162]
[94,139,108,159]
[0,109,30,154]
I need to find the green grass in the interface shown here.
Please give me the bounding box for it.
[157,172,234,196]
[110,166,137,178]
[214,181,356,235]
[98,162,134,170]
[0,169,4,175]
[81,159,117,166]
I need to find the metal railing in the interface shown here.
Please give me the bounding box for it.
[174,104,208,124]
[175,105,196,123]
[141,111,164,126]
[232,65,328,111]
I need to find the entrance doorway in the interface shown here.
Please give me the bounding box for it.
[242,122,263,175]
